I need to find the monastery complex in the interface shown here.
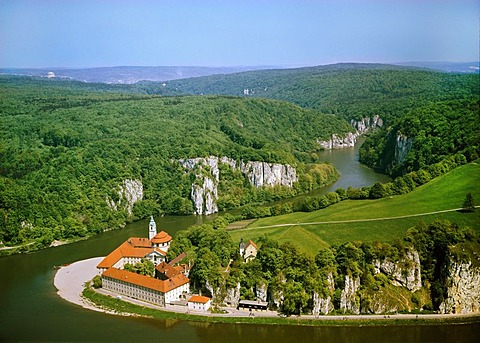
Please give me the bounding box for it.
[96,217,193,308]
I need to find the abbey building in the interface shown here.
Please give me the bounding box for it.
[97,216,190,307]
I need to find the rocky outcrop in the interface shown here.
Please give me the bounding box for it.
[240,161,297,187]
[178,156,297,215]
[374,250,422,292]
[106,179,143,217]
[340,275,361,314]
[318,132,359,149]
[319,116,383,150]
[439,260,480,314]
[351,115,383,134]
[313,272,335,315]
[256,282,268,302]
[394,134,413,165]
[224,283,241,307]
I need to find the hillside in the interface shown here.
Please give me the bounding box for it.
[0,65,275,84]
[140,63,479,123]
[0,76,348,249]
[228,162,480,256]
[359,99,480,175]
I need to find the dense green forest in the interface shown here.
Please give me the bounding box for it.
[0,75,348,249]
[359,99,480,175]
[141,63,479,122]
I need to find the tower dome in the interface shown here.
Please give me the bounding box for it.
[148,216,157,240]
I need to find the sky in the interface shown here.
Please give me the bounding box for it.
[0,0,478,68]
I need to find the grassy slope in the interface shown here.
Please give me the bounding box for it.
[229,162,480,256]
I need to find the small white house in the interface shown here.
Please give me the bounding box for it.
[188,295,211,311]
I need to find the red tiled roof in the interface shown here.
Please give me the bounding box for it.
[151,231,172,244]
[188,295,211,304]
[168,252,187,266]
[128,237,152,248]
[246,240,257,250]
[97,238,164,269]
[103,268,189,293]
[156,261,181,278]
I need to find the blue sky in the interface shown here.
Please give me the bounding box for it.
[0,0,478,68]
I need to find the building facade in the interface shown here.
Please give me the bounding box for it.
[98,217,189,307]
[188,295,211,311]
[102,268,189,307]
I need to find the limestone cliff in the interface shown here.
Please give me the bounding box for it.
[178,156,297,215]
[256,282,268,302]
[318,116,383,149]
[318,132,358,149]
[374,249,422,292]
[340,275,361,314]
[106,179,143,217]
[312,272,335,315]
[240,161,297,187]
[351,115,383,134]
[224,283,241,307]
[439,259,480,314]
[393,134,413,166]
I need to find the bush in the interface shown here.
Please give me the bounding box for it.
[92,275,102,288]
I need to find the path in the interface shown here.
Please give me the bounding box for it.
[243,206,480,231]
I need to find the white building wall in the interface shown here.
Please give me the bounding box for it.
[188,300,211,311]
[102,275,166,307]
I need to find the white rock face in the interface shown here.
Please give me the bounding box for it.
[106,179,143,217]
[256,282,268,302]
[318,132,359,149]
[439,260,480,314]
[319,116,383,150]
[340,275,360,314]
[224,283,241,307]
[179,156,297,214]
[351,115,383,134]
[374,250,422,292]
[313,272,335,315]
[240,161,297,187]
[394,134,413,165]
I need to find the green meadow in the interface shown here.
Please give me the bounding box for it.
[228,162,480,256]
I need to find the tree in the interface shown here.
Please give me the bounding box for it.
[282,281,309,315]
[92,275,102,288]
[369,182,386,199]
[462,192,475,212]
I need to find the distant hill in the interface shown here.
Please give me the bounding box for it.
[0,65,276,84]
[394,61,480,74]
[142,63,478,123]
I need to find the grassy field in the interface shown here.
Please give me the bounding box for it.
[228,163,480,256]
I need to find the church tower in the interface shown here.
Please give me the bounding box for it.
[148,216,157,240]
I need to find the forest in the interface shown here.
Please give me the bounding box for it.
[141,63,479,123]
[1,63,478,253]
[0,75,348,250]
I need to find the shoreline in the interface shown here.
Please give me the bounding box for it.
[54,258,480,325]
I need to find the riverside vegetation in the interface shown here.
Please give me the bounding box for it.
[1,64,479,317]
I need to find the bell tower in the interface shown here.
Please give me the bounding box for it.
[148,216,157,240]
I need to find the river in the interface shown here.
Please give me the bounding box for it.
[0,141,478,342]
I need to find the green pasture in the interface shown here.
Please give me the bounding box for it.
[229,163,480,255]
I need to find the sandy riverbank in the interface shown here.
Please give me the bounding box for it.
[53,257,105,312]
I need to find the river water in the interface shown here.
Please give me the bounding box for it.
[1,141,478,342]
